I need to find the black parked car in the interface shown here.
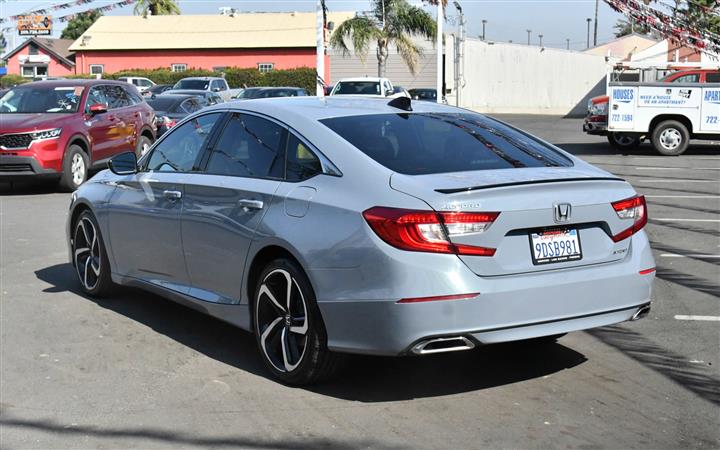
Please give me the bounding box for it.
[163,89,223,106]
[232,87,307,100]
[408,88,438,101]
[143,84,173,97]
[146,94,205,138]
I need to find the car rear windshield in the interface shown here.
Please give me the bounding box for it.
[320,113,573,175]
[0,85,84,113]
[174,79,210,90]
[333,81,381,95]
[147,97,182,112]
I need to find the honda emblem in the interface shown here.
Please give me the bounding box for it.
[554,203,572,223]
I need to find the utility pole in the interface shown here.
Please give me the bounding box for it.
[316,0,326,96]
[526,29,531,45]
[593,0,599,46]
[566,38,570,50]
[586,18,592,49]
[453,1,464,107]
[538,34,543,47]
[481,19,487,40]
[436,1,443,103]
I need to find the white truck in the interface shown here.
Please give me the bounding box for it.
[607,81,720,155]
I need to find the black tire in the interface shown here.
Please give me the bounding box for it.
[72,210,114,297]
[253,258,340,385]
[59,144,89,192]
[135,135,153,159]
[651,120,690,156]
[607,133,641,150]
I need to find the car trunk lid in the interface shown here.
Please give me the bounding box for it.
[390,167,638,277]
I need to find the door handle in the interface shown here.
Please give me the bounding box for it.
[163,190,182,201]
[238,199,263,210]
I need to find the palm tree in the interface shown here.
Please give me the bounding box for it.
[330,0,436,76]
[134,0,180,16]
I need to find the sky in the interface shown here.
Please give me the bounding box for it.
[1,0,626,52]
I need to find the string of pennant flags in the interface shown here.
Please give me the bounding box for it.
[604,0,720,56]
[0,0,131,23]
[0,0,136,34]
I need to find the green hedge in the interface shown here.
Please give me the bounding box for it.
[108,67,316,92]
[0,66,317,92]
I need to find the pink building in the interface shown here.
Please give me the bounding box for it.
[3,37,76,79]
[69,12,353,81]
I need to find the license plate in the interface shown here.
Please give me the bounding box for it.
[529,228,582,265]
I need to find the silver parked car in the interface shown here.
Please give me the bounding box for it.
[67,97,655,385]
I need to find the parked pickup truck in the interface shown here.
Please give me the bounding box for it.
[602,81,720,155]
[171,77,241,102]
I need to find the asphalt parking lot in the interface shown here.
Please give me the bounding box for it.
[1,115,718,449]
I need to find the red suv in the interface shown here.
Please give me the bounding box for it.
[0,79,156,190]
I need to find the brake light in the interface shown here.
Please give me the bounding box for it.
[611,195,647,242]
[156,116,176,128]
[362,207,499,256]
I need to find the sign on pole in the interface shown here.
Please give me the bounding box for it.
[17,16,53,36]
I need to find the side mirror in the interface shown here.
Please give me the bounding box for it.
[89,103,107,115]
[108,151,138,175]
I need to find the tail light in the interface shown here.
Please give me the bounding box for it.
[156,116,176,128]
[363,207,499,256]
[611,195,647,242]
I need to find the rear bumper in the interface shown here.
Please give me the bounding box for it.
[317,232,655,356]
[583,119,608,135]
[0,155,60,178]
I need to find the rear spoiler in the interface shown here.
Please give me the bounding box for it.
[435,177,625,194]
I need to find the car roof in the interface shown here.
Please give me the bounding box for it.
[204,96,457,122]
[149,94,198,100]
[336,77,385,83]
[179,77,222,81]
[15,79,128,88]
[168,89,210,94]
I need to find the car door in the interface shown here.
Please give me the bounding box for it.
[181,112,286,304]
[84,85,117,164]
[106,112,224,293]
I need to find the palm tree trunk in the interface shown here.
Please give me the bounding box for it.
[376,39,388,77]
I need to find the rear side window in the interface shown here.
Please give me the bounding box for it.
[286,133,322,181]
[320,113,573,175]
[706,72,720,83]
[104,85,131,109]
[205,113,286,178]
[671,74,700,83]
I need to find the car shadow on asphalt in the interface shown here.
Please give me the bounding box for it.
[557,142,719,156]
[0,179,62,195]
[36,263,588,402]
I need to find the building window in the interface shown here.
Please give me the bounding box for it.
[89,65,104,76]
[171,63,187,72]
[28,43,38,55]
[21,65,48,78]
[257,63,274,73]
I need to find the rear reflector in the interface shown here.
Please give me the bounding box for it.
[611,195,648,242]
[639,268,656,275]
[363,207,498,256]
[398,293,480,304]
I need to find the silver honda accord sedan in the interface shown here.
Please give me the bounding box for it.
[67,96,655,385]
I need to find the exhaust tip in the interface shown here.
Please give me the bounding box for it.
[631,304,651,321]
[411,336,475,355]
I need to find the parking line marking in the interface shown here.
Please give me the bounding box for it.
[654,218,720,222]
[636,167,720,171]
[646,195,720,198]
[660,253,720,258]
[674,315,720,321]
[641,179,718,183]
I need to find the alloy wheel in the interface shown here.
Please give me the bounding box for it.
[659,128,682,150]
[71,153,86,186]
[73,217,101,291]
[256,268,309,373]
